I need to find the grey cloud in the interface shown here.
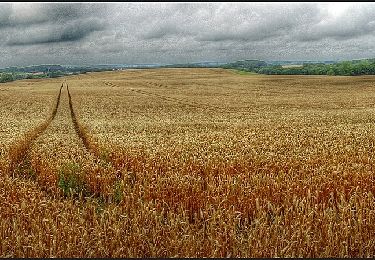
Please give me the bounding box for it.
[195,3,323,42]
[1,3,108,46]
[128,3,199,40]
[2,3,375,67]
[0,3,13,27]
[297,4,375,41]
[141,23,184,40]
[7,19,106,46]
[2,3,108,26]
[129,3,323,43]
[43,3,96,21]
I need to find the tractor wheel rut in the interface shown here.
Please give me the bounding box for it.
[6,84,63,177]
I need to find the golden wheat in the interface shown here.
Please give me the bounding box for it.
[0,69,374,257]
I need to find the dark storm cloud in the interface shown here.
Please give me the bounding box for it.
[0,3,107,26]
[0,3,108,46]
[2,2,375,67]
[7,19,106,46]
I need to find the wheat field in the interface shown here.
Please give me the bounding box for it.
[0,68,375,257]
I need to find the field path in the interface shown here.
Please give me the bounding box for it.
[67,85,101,154]
[6,84,63,176]
[26,83,118,198]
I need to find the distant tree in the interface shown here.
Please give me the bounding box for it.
[0,73,14,83]
[327,68,335,76]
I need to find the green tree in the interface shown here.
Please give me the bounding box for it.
[327,68,335,76]
[0,73,14,83]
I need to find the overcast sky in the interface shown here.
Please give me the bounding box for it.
[1,2,375,67]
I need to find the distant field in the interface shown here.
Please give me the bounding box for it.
[1,68,375,257]
[281,64,303,68]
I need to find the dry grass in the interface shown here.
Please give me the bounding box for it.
[0,69,375,257]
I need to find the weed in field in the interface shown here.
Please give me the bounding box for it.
[113,180,124,204]
[15,158,36,179]
[58,162,87,197]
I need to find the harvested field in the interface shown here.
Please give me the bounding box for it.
[0,68,375,257]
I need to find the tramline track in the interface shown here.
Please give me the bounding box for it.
[4,83,119,202]
[6,84,63,176]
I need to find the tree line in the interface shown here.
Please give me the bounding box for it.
[0,71,67,83]
[222,59,375,76]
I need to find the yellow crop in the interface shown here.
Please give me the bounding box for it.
[0,69,374,257]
